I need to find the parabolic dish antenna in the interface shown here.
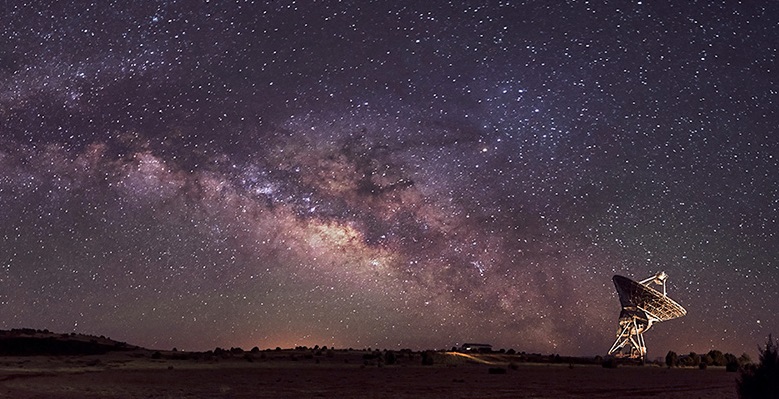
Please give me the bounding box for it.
[607,271,687,361]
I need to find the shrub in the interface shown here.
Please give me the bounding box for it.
[666,351,678,368]
[702,354,714,366]
[699,362,708,370]
[708,350,726,367]
[488,367,507,374]
[421,351,435,365]
[151,351,162,359]
[384,351,397,365]
[737,335,779,398]
[727,360,740,372]
[690,352,701,367]
[725,353,740,372]
[739,353,752,367]
[602,358,619,369]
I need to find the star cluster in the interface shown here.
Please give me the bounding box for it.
[0,1,776,357]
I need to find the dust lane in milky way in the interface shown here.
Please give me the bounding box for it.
[0,1,776,356]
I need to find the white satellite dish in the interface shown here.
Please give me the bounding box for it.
[607,271,687,360]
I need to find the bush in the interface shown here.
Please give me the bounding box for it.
[726,353,740,372]
[708,350,726,367]
[687,352,701,367]
[666,351,678,368]
[739,353,752,366]
[737,335,779,398]
[727,360,740,372]
[602,358,619,369]
[488,367,507,374]
[151,351,162,359]
[384,351,397,365]
[702,354,714,366]
[421,351,435,366]
[699,362,708,370]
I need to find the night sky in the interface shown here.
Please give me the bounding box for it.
[0,1,776,358]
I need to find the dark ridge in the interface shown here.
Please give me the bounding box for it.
[0,328,139,356]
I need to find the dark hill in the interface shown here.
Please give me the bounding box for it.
[0,328,139,356]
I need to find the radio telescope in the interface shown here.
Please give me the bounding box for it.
[607,271,687,361]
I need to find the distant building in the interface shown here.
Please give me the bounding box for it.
[460,343,492,352]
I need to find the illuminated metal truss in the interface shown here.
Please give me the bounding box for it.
[607,271,687,361]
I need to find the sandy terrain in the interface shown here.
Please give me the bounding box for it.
[0,350,739,398]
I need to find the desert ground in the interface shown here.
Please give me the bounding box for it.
[0,349,739,398]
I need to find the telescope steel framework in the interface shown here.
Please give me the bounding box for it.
[607,271,687,361]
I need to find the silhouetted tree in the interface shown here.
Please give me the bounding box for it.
[666,351,678,368]
[708,350,726,366]
[737,335,779,398]
[602,357,619,369]
[739,353,752,366]
[384,350,397,365]
[726,353,740,372]
[421,351,434,365]
[688,352,701,367]
[702,353,714,365]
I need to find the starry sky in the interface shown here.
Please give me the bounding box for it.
[0,1,776,358]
